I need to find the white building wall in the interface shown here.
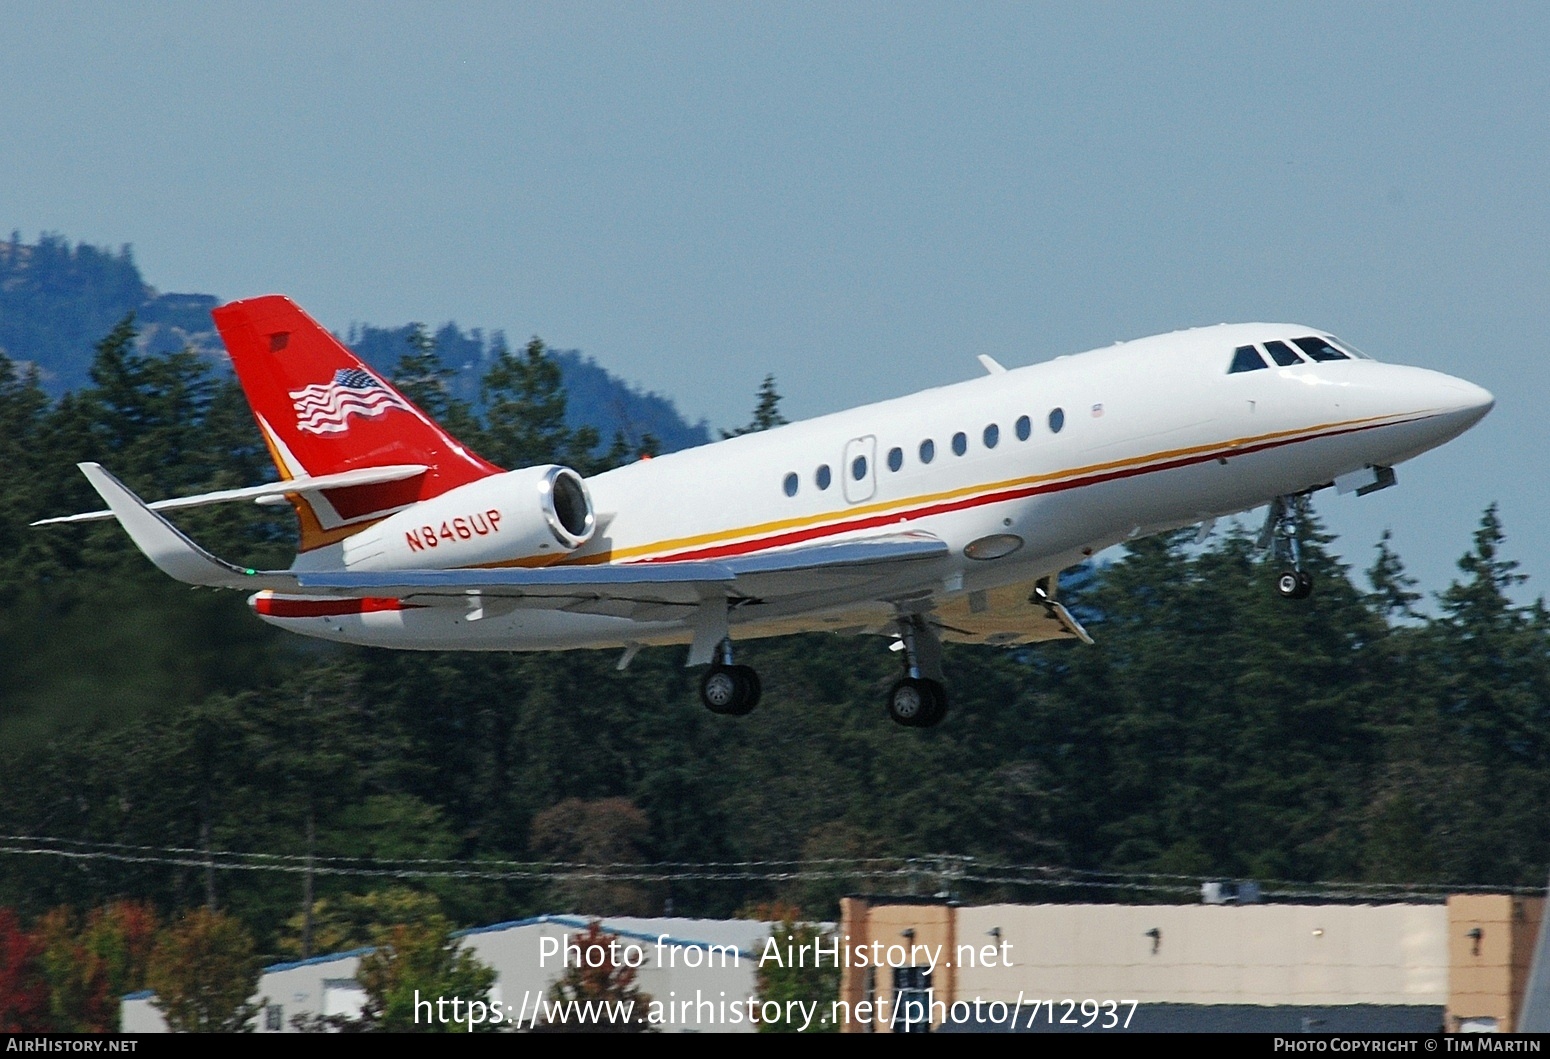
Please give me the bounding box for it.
[461,915,771,1032]
[952,904,1448,1007]
[119,993,164,1033]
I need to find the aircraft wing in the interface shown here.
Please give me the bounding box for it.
[296,534,948,604]
[74,462,950,612]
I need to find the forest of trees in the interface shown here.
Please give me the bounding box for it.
[0,313,1546,1025]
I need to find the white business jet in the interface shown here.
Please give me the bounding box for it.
[38,297,1493,727]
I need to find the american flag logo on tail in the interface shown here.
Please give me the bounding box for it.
[289,369,411,435]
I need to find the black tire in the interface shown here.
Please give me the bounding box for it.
[915,680,948,728]
[700,666,739,714]
[700,664,760,716]
[725,665,761,716]
[887,677,939,727]
[1276,570,1302,599]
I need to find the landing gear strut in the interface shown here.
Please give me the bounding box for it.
[1262,495,1314,600]
[887,615,948,728]
[699,639,761,716]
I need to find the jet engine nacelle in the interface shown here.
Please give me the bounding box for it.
[340,464,595,571]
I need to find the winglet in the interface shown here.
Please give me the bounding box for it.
[77,463,294,591]
[977,354,1008,375]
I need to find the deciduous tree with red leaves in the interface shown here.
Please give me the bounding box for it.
[0,908,51,1031]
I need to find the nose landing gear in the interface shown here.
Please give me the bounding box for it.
[1262,495,1314,600]
[887,614,948,728]
[1275,568,1313,600]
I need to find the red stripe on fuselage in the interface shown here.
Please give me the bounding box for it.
[253,596,418,619]
[628,415,1420,565]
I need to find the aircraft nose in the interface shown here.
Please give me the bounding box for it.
[1393,369,1494,453]
[1434,375,1495,427]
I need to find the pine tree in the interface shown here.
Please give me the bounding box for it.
[480,336,599,469]
[1366,529,1422,620]
[1405,505,1550,884]
[722,374,788,437]
[391,323,478,439]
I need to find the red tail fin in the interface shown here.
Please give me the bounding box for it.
[213,295,501,552]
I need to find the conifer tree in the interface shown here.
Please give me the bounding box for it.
[480,336,599,469]
[392,323,479,440]
[722,374,787,437]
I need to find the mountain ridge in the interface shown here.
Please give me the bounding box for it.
[0,232,710,454]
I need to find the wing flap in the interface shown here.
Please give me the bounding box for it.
[295,562,733,605]
[293,532,949,611]
[930,578,1087,646]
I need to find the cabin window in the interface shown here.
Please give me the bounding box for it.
[952,431,968,456]
[887,446,903,472]
[852,455,868,481]
[919,439,935,464]
[1293,336,1350,362]
[1048,408,1065,433]
[816,464,832,490]
[983,423,1000,449]
[783,472,798,497]
[1230,345,1268,373]
[1015,415,1031,441]
[1263,340,1303,366]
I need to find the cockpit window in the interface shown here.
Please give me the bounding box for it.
[1293,336,1349,362]
[1229,345,1268,373]
[1326,335,1372,360]
[1262,340,1304,366]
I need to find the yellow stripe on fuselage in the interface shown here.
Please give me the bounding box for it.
[490,408,1423,569]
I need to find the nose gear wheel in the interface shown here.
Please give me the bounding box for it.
[1262,494,1315,601]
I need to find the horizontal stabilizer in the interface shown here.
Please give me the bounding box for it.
[32,465,427,526]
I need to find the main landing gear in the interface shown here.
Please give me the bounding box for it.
[1262,494,1314,600]
[693,621,950,729]
[887,615,948,729]
[699,639,761,716]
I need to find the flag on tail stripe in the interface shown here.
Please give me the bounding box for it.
[289,368,411,435]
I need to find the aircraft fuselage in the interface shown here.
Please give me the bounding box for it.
[254,322,1493,652]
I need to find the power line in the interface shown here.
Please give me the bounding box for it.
[0,834,1540,898]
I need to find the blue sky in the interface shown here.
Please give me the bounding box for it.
[3,2,1545,601]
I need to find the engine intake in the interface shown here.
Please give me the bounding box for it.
[545,466,594,547]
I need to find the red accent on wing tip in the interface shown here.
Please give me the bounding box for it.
[253,596,415,619]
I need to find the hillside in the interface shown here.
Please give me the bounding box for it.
[0,232,709,453]
[0,234,220,391]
